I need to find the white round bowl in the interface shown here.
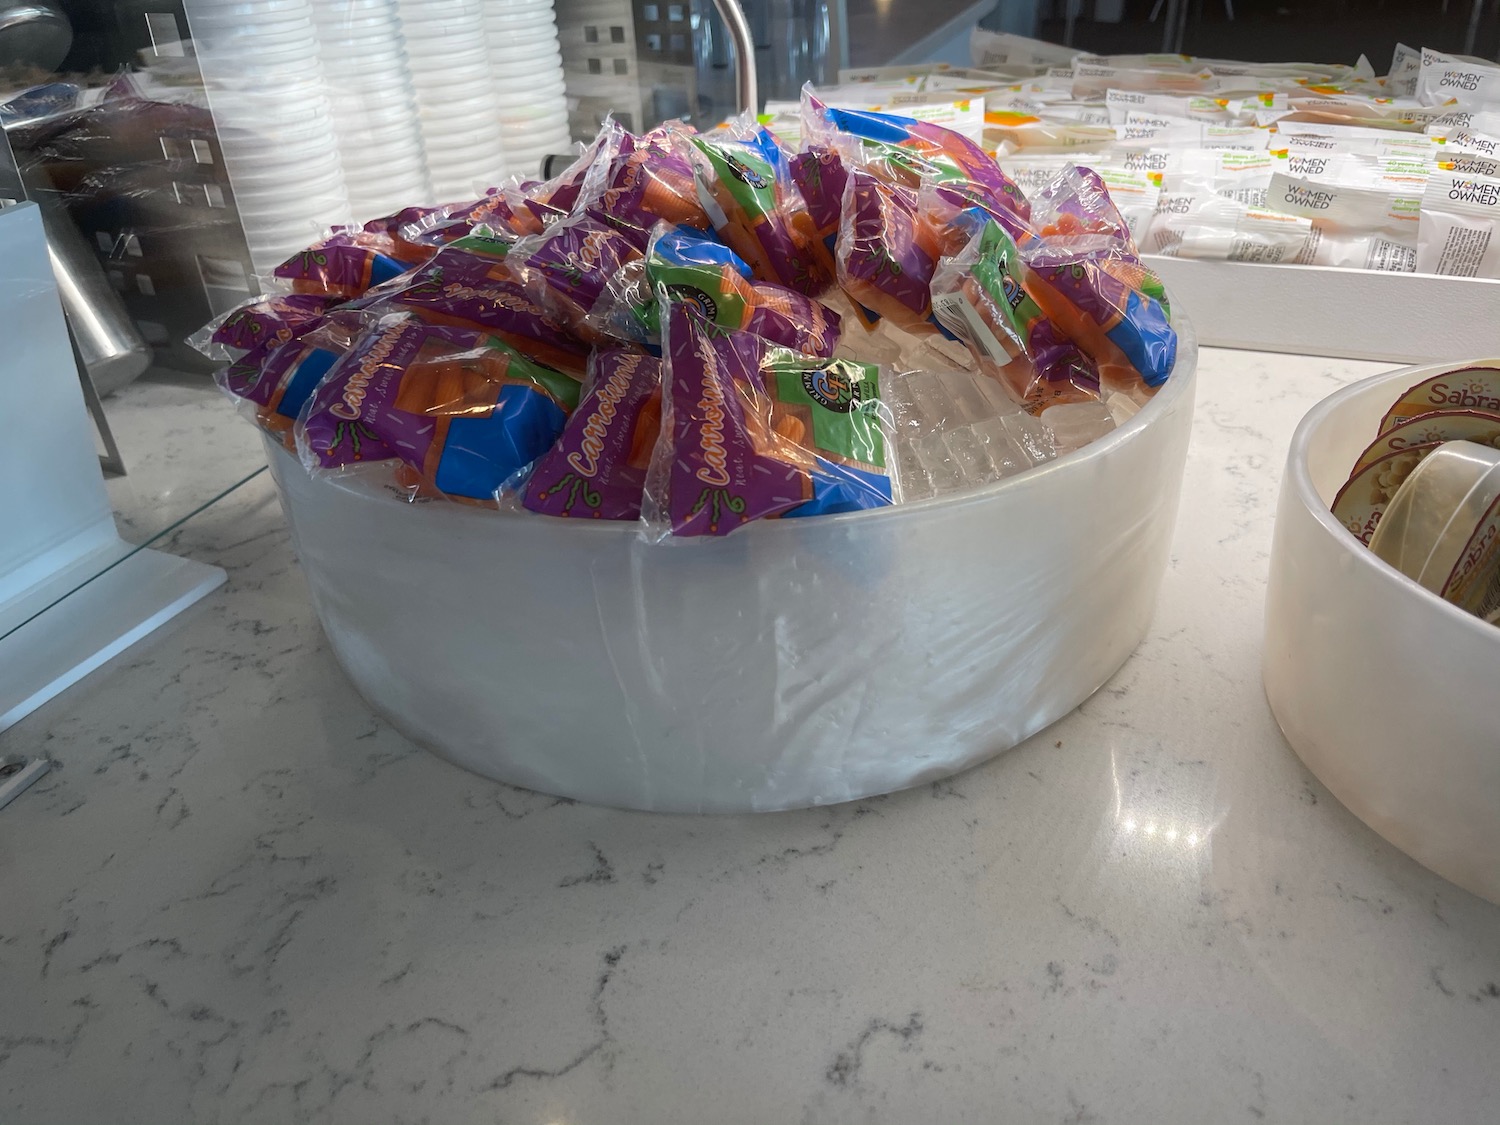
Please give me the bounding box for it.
[1264,360,1500,904]
[262,316,1198,812]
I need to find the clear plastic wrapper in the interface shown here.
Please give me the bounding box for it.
[835,169,943,334]
[594,121,710,237]
[1021,236,1176,398]
[1267,170,1422,271]
[520,349,662,520]
[590,225,842,357]
[215,310,370,442]
[643,301,896,537]
[506,209,648,343]
[805,94,1030,233]
[297,318,582,503]
[789,144,848,257]
[1415,171,1500,278]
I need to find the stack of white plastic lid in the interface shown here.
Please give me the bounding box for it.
[184,0,355,276]
[483,0,572,179]
[398,0,509,201]
[311,0,435,222]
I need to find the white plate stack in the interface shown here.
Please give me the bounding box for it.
[184,0,355,277]
[398,0,509,201]
[310,0,435,222]
[483,0,573,179]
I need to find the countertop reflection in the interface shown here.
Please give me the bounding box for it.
[2,345,1499,1124]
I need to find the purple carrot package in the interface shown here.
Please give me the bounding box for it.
[274,230,412,299]
[191,292,342,361]
[297,318,581,502]
[345,231,591,377]
[522,349,663,520]
[214,310,370,441]
[836,169,944,334]
[508,210,648,343]
[643,302,895,538]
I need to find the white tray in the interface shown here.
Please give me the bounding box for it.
[1145,256,1500,365]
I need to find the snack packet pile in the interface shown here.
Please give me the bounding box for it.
[199,92,1181,537]
[1334,360,1500,626]
[765,31,1500,279]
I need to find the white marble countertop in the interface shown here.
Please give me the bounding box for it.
[4,347,1500,1125]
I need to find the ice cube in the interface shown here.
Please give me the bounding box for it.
[896,448,935,501]
[942,370,1005,424]
[1106,392,1142,426]
[942,426,995,481]
[1001,412,1057,465]
[911,431,966,495]
[970,416,1030,479]
[1042,400,1116,455]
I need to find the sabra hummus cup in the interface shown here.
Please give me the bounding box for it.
[1369,441,1500,615]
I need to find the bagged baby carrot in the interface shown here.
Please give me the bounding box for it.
[190,291,342,361]
[1026,162,1135,245]
[836,169,945,333]
[642,302,895,538]
[590,225,842,357]
[345,231,591,377]
[507,210,648,343]
[929,219,1102,412]
[521,349,662,520]
[274,230,411,298]
[298,318,581,502]
[595,121,710,238]
[685,118,834,295]
[804,93,1030,231]
[790,144,849,257]
[215,310,370,441]
[1020,236,1176,397]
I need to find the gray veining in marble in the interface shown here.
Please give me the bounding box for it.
[2,348,1499,1125]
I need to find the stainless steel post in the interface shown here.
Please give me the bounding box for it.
[710,0,759,115]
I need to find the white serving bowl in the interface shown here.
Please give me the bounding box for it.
[1264,360,1500,904]
[263,319,1197,812]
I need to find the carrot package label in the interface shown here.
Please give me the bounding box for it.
[647,303,893,537]
[299,320,581,501]
[524,350,662,520]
